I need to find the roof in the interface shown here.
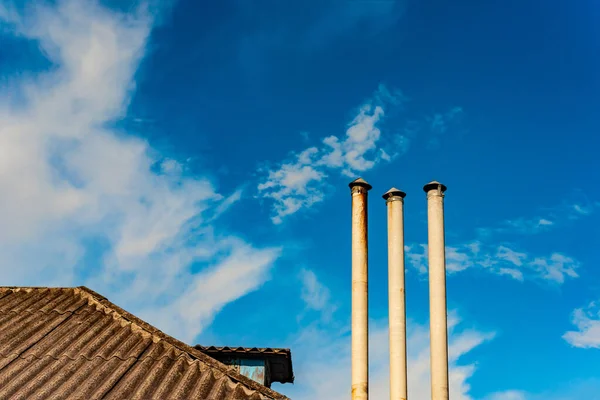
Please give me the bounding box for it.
[195,346,294,385]
[0,286,289,400]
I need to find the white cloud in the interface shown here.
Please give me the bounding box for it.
[404,200,586,284]
[299,268,330,311]
[0,0,278,342]
[528,253,579,284]
[282,311,495,400]
[257,85,406,224]
[148,240,281,342]
[496,246,527,267]
[497,268,524,281]
[257,84,467,224]
[502,217,555,235]
[406,242,578,284]
[405,244,428,274]
[483,390,527,400]
[492,199,598,236]
[427,106,464,148]
[235,0,406,62]
[298,268,337,322]
[572,203,593,216]
[485,380,600,400]
[257,148,327,224]
[319,103,385,175]
[563,301,600,349]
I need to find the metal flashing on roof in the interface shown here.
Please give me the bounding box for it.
[195,346,294,387]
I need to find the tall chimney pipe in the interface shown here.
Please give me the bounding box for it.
[350,178,372,400]
[423,181,449,400]
[383,188,408,400]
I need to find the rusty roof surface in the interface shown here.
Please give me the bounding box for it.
[0,286,289,400]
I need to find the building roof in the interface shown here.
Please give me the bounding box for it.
[0,286,289,400]
[195,346,294,386]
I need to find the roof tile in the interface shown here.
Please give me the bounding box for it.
[0,287,288,399]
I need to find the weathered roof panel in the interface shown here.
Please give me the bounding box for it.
[0,287,288,400]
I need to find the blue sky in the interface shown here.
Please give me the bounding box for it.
[0,0,599,398]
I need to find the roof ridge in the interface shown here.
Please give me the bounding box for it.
[0,352,198,363]
[0,352,177,361]
[74,286,289,400]
[0,309,83,316]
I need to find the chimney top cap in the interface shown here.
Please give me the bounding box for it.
[349,178,372,191]
[423,180,447,193]
[382,187,406,200]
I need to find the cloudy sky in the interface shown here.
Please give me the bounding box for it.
[0,0,599,398]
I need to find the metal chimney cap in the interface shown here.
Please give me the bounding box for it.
[382,187,406,200]
[349,178,372,191]
[423,180,447,193]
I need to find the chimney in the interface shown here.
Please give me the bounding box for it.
[383,188,408,400]
[423,181,449,400]
[349,178,372,400]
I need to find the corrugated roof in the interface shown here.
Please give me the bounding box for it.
[0,287,289,400]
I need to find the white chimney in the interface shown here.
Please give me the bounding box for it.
[383,188,408,400]
[349,178,372,400]
[423,181,449,400]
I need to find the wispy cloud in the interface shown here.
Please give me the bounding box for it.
[279,259,501,399]
[427,106,464,148]
[479,198,598,237]
[406,242,579,284]
[235,0,406,58]
[257,84,407,224]
[563,301,600,349]
[483,391,528,400]
[304,0,405,47]
[571,203,595,217]
[500,217,555,235]
[257,148,328,224]
[284,310,495,400]
[406,197,594,283]
[257,82,465,224]
[0,0,278,342]
[148,240,281,341]
[485,380,600,400]
[298,268,337,323]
